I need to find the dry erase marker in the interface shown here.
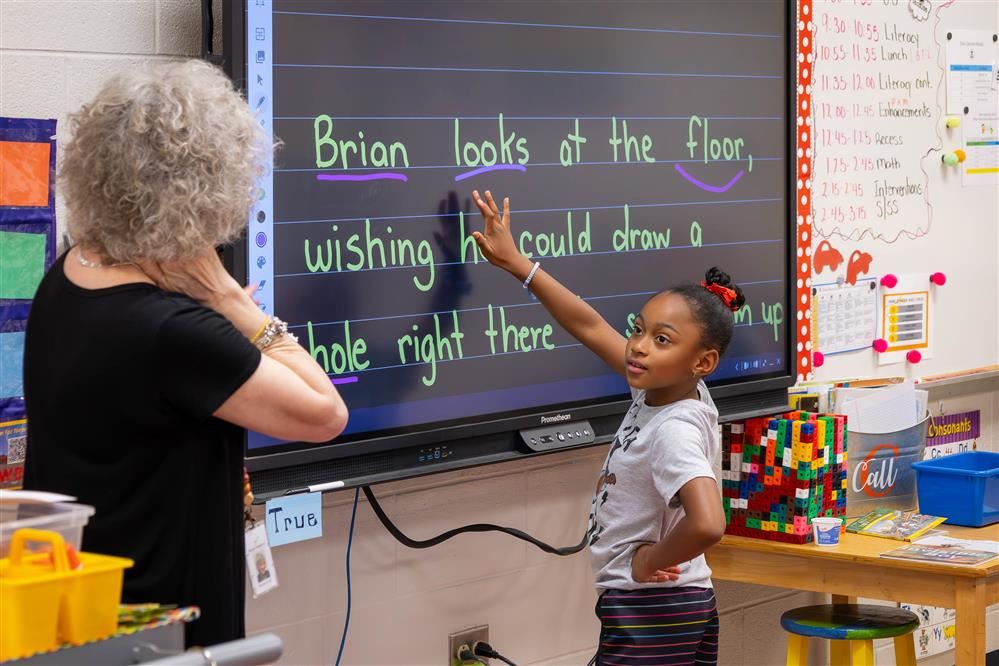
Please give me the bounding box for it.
[284,480,345,495]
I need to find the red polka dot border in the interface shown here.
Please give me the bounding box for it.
[795,0,813,383]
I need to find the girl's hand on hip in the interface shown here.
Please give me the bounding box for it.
[632,544,682,584]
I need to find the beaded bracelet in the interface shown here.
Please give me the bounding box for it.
[255,316,295,349]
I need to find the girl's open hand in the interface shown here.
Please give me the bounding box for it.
[631,544,682,584]
[471,190,523,272]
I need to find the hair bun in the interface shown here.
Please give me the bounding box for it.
[704,267,732,287]
[704,266,747,311]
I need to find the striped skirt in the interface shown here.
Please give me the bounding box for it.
[594,586,719,666]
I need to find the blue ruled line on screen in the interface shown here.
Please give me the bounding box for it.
[291,279,783,331]
[274,238,783,279]
[272,196,784,226]
[273,63,782,80]
[273,11,783,40]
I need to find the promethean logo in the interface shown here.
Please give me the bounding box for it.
[541,413,571,424]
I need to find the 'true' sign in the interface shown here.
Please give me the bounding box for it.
[265,493,323,547]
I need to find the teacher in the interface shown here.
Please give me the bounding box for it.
[21,60,348,647]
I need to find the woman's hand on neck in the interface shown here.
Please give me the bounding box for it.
[135,249,244,309]
[136,250,266,338]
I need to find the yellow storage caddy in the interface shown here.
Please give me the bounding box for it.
[0,528,133,660]
[0,528,75,661]
[60,549,133,645]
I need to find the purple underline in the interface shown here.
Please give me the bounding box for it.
[673,164,745,193]
[332,376,359,385]
[317,173,408,182]
[453,164,527,182]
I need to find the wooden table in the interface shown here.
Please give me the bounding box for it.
[706,524,999,665]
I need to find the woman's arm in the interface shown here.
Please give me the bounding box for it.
[631,477,727,582]
[208,289,348,442]
[471,190,628,376]
[140,252,348,442]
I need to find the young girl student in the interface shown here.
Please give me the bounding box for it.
[471,191,740,666]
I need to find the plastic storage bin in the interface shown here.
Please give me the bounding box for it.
[913,451,999,527]
[0,494,94,558]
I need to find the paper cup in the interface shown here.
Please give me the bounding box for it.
[811,517,843,546]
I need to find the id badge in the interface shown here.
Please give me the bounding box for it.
[245,522,278,598]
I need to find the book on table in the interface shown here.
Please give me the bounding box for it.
[880,543,998,566]
[845,509,946,541]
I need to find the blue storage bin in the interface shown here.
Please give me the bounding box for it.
[912,451,999,527]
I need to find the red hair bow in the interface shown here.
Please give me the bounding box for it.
[701,281,739,311]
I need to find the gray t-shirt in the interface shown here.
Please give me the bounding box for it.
[588,380,720,590]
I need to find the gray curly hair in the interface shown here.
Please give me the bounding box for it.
[61,59,268,262]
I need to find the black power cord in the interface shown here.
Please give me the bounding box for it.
[473,641,519,666]
[361,486,587,556]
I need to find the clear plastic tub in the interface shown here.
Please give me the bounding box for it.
[0,492,94,559]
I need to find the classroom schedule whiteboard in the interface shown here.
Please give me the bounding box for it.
[806,0,999,382]
[228,1,795,471]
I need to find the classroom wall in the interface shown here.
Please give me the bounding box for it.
[2,3,996,665]
[808,0,999,382]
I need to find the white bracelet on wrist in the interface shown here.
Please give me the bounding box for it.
[523,261,541,289]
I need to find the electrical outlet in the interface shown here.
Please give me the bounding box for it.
[448,624,489,666]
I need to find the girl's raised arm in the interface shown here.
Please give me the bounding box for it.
[471,190,627,377]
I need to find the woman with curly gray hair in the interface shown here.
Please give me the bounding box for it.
[22,60,348,648]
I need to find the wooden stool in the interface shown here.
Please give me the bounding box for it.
[781,604,919,666]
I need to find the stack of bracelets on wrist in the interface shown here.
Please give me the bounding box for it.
[250,316,298,349]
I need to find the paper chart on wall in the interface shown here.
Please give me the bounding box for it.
[963,107,999,186]
[812,279,878,355]
[945,29,997,115]
[878,274,933,365]
[812,2,939,242]
[924,410,980,459]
